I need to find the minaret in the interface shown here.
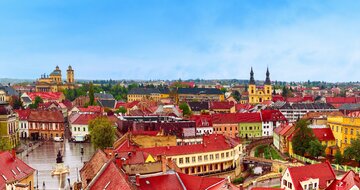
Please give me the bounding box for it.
[265,67,271,85]
[66,65,74,84]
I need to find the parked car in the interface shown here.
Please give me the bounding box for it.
[54,137,64,142]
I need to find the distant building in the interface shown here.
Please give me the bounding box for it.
[0,84,19,103]
[248,67,272,104]
[35,65,75,92]
[176,88,224,103]
[279,103,337,122]
[127,88,170,102]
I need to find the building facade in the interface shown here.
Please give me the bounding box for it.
[0,103,19,149]
[248,67,272,104]
[28,110,65,140]
[35,65,75,92]
[176,88,224,103]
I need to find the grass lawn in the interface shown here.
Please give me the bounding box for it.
[255,145,283,160]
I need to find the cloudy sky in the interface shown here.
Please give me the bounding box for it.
[0,0,360,82]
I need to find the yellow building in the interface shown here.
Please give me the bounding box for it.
[248,67,272,104]
[35,65,75,92]
[328,115,360,153]
[176,88,225,103]
[127,88,170,102]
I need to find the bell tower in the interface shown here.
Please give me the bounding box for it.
[67,65,74,84]
[248,67,257,104]
[264,67,272,95]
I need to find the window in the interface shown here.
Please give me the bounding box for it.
[192,157,196,163]
[173,158,177,163]
[185,157,190,163]
[345,128,348,134]
[179,158,183,164]
[74,127,76,132]
[215,154,219,160]
[336,126,338,132]
[204,155,208,161]
[83,127,86,132]
[221,153,224,158]
[304,185,307,190]
[351,129,354,135]
[210,154,214,160]
[197,167,201,173]
[226,152,229,157]
[198,156,202,162]
[283,180,287,186]
[314,183,317,189]
[345,138,348,144]
[288,182,292,189]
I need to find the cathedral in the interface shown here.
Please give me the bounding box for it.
[35,65,75,92]
[248,67,272,104]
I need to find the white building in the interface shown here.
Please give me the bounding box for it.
[15,110,31,139]
[279,103,338,123]
[70,114,98,142]
[260,110,287,137]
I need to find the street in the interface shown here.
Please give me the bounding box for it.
[21,140,95,190]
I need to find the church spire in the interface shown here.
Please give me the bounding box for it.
[265,67,271,85]
[249,67,255,85]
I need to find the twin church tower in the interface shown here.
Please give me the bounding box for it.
[248,67,272,104]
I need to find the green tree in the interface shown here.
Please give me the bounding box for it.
[29,96,43,109]
[307,140,325,159]
[89,82,95,106]
[232,91,241,101]
[179,102,191,117]
[334,151,343,165]
[115,106,127,114]
[11,96,23,110]
[344,138,360,166]
[0,137,11,151]
[292,119,315,156]
[89,117,115,149]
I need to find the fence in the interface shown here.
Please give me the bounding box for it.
[291,153,360,173]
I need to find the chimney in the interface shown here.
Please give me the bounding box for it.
[161,155,167,173]
[135,174,140,186]
[12,149,16,159]
[239,184,243,190]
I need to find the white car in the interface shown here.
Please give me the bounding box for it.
[54,137,64,142]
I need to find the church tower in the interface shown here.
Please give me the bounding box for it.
[248,67,256,104]
[264,67,272,96]
[66,65,75,84]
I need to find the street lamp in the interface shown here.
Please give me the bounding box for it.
[67,178,72,190]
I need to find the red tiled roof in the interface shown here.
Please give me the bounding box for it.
[252,188,284,190]
[274,124,294,136]
[15,109,31,120]
[189,115,213,127]
[210,101,235,110]
[212,113,261,124]
[127,101,140,109]
[89,161,132,190]
[115,102,127,109]
[78,106,103,113]
[72,114,100,125]
[235,103,253,111]
[326,170,360,190]
[130,131,159,136]
[28,110,64,123]
[27,92,63,101]
[287,162,336,190]
[261,110,287,122]
[312,128,335,141]
[138,172,231,190]
[348,111,360,117]
[136,134,239,157]
[138,173,183,190]
[0,151,35,190]
[178,172,225,190]
[80,150,109,189]
[272,95,285,102]
[326,97,357,104]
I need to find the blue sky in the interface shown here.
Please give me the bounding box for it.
[0,0,360,82]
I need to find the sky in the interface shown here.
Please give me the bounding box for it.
[0,0,360,82]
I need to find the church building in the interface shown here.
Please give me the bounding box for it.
[248,67,272,104]
[35,65,75,92]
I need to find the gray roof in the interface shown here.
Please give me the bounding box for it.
[97,99,116,109]
[0,84,19,96]
[339,103,360,111]
[188,102,209,111]
[21,97,32,103]
[279,103,336,110]
[177,88,223,95]
[94,93,114,100]
[128,88,162,95]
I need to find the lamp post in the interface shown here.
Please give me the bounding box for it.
[67,178,72,190]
